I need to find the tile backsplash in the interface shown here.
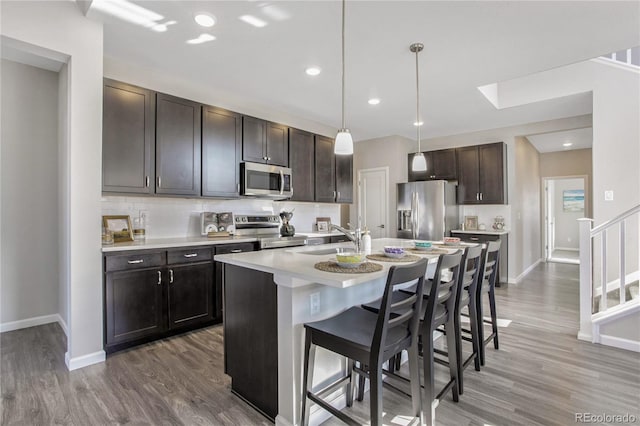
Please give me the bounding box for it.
[458,204,511,231]
[101,196,341,239]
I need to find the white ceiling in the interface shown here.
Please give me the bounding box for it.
[87,1,640,142]
[526,127,593,153]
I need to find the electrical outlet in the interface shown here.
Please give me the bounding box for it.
[604,190,614,201]
[310,292,320,315]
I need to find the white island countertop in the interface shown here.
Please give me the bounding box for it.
[451,229,509,235]
[214,237,444,289]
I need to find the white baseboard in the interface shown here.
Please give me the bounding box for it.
[577,330,593,342]
[0,313,66,333]
[598,334,640,352]
[515,259,542,283]
[65,350,106,371]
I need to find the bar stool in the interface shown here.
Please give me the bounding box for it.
[477,240,501,366]
[300,258,428,426]
[361,251,463,426]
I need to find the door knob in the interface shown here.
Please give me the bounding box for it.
[377,224,385,229]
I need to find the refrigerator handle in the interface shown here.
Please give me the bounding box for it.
[411,192,417,240]
[415,192,420,238]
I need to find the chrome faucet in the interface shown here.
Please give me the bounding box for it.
[331,223,362,253]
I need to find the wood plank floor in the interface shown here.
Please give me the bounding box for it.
[1,262,639,425]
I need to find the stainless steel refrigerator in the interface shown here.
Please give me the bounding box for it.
[397,181,458,240]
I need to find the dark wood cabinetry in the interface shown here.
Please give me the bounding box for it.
[289,128,315,201]
[214,243,258,326]
[223,264,278,421]
[408,148,457,182]
[335,154,353,203]
[450,231,508,285]
[456,142,507,204]
[102,79,155,194]
[155,93,202,196]
[202,106,242,197]
[242,116,289,166]
[314,135,336,203]
[104,246,221,354]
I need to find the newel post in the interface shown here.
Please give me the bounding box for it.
[578,218,594,341]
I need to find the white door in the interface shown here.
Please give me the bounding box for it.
[358,167,389,239]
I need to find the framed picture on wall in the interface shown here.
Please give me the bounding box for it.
[563,189,585,212]
[102,215,133,242]
[464,215,478,230]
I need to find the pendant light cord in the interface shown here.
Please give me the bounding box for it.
[415,47,421,152]
[341,0,346,130]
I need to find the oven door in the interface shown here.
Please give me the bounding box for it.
[241,162,292,199]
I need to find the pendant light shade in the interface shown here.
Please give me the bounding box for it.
[410,42,425,172]
[334,0,353,155]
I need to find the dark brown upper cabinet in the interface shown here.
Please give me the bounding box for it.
[408,148,457,182]
[202,106,242,198]
[335,154,353,203]
[102,79,155,194]
[314,135,336,203]
[155,93,201,196]
[288,128,315,202]
[456,142,507,204]
[242,116,289,167]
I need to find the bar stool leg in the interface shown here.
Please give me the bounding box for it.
[346,359,355,407]
[454,312,464,395]
[408,344,422,419]
[489,288,499,349]
[444,319,460,403]
[357,362,366,402]
[477,293,486,366]
[301,330,315,426]
[468,299,481,371]
[370,360,383,426]
[422,330,436,426]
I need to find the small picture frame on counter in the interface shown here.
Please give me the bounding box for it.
[102,215,134,243]
[317,221,329,232]
[464,215,478,231]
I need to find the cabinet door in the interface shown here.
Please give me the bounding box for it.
[102,79,154,193]
[156,93,201,196]
[242,116,266,163]
[202,106,242,197]
[105,268,164,346]
[478,143,506,204]
[289,128,315,202]
[315,135,336,202]
[167,262,214,330]
[335,154,353,203]
[431,149,457,180]
[456,146,480,204]
[407,152,430,182]
[266,122,289,167]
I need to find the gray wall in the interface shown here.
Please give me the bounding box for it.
[1,59,60,324]
[552,178,584,250]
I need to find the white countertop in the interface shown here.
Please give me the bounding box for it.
[101,236,259,252]
[214,238,445,289]
[451,229,509,235]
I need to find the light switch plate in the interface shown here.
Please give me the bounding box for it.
[604,190,614,201]
[310,292,320,315]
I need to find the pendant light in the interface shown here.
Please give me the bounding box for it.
[334,0,353,155]
[410,43,427,172]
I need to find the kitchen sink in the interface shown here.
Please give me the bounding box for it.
[297,248,340,255]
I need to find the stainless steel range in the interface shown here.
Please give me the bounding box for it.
[234,214,308,249]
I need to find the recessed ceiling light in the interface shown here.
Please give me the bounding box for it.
[563,142,573,147]
[368,98,380,105]
[414,121,424,126]
[186,34,216,45]
[239,15,267,28]
[305,67,321,76]
[194,13,216,28]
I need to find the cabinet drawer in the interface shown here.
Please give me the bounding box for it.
[452,233,500,243]
[105,251,165,272]
[215,242,257,255]
[167,247,212,265]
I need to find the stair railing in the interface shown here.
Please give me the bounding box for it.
[578,204,640,341]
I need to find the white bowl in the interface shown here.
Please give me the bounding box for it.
[335,252,365,268]
[383,246,406,258]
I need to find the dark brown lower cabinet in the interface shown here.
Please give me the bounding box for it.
[223,264,278,421]
[450,231,508,285]
[104,247,218,354]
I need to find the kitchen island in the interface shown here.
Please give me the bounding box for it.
[215,238,443,426]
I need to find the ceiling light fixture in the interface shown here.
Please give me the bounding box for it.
[563,142,573,147]
[194,13,216,28]
[410,42,427,172]
[413,121,424,126]
[305,67,321,76]
[186,34,216,45]
[334,0,353,155]
[239,15,267,28]
[91,0,164,29]
[368,98,380,105]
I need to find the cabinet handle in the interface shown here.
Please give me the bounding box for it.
[480,192,483,201]
[267,157,271,161]
[169,269,174,283]
[333,190,336,200]
[263,156,267,160]
[237,183,240,193]
[157,176,162,188]
[183,253,198,258]
[470,237,480,241]
[337,191,341,200]
[230,249,242,253]
[476,192,479,201]
[157,271,161,285]
[127,259,144,264]
[145,176,150,188]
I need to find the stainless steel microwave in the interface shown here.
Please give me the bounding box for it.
[240,162,293,199]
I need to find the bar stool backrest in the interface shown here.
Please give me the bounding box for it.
[457,245,484,308]
[422,251,463,332]
[373,258,428,365]
[479,241,501,295]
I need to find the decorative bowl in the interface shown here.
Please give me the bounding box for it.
[383,246,406,258]
[414,241,432,250]
[443,237,461,245]
[335,251,365,268]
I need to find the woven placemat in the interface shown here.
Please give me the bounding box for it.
[366,253,422,263]
[314,261,383,274]
[407,247,449,255]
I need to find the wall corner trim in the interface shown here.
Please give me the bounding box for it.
[65,350,106,371]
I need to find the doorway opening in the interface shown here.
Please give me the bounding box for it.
[543,176,587,264]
